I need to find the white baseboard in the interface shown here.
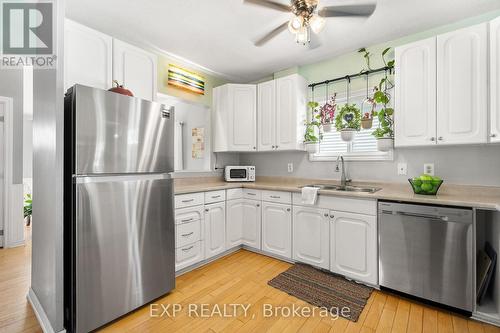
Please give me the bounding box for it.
[27,288,66,333]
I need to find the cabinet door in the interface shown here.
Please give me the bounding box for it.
[262,202,292,258]
[395,37,437,147]
[293,206,329,269]
[257,80,276,151]
[228,84,257,151]
[437,23,488,145]
[276,75,306,150]
[204,202,226,259]
[330,211,377,285]
[491,17,500,142]
[226,199,243,249]
[113,39,158,101]
[242,199,261,250]
[64,19,112,91]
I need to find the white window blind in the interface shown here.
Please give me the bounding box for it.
[311,89,393,161]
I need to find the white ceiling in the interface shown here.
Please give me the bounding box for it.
[66,0,500,82]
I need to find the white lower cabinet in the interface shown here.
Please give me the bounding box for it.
[226,199,244,248]
[176,241,204,271]
[204,202,226,259]
[242,199,262,250]
[262,202,292,259]
[330,211,378,285]
[174,204,205,271]
[293,206,330,269]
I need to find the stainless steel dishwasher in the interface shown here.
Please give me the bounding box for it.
[378,201,473,312]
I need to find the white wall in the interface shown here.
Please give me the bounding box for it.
[23,119,33,179]
[240,144,500,186]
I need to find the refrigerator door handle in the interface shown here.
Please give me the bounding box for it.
[74,173,172,184]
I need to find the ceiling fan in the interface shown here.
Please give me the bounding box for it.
[244,0,377,46]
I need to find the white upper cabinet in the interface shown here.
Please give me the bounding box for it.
[64,19,112,91]
[330,211,377,285]
[395,37,437,147]
[436,23,488,145]
[256,74,307,151]
[261,202,292,259]
[293,206,330,269]
[204,202,226,259]
[257,80,276,151]
[241,199,261,250]
[490,17,500,143]
[213,84,257,152]
[275,74,307,150]
[112,39,158,101]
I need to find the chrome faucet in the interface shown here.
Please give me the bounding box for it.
[335,156,351,186]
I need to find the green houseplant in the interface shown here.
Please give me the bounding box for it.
[359,47,395,151]
[304,101,322,153]
[24,194,32,226]
[335,103,361,142]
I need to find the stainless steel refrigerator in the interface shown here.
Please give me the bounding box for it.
[63,85,175,333]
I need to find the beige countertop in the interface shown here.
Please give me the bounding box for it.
[174,176,500,211]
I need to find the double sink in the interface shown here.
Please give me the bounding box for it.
[301,184,382,193]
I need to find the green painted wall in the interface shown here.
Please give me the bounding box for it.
[157,54,227,107]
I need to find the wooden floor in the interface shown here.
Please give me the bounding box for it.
[2,245,500,333]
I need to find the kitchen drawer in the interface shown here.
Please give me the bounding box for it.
[243,189,261,200]
[204,190,226,204]
[175,192,204,209]
[226,188,243,200]
[261,190,291,204]
[175,205,204,224]
[176,241,204,271]
[176,220,201,248]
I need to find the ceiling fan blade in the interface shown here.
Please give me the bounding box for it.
[318,3,376,17]
[254,21,288,46]
[244,0,291,12]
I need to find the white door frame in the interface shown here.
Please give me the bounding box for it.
[0,97,24,248]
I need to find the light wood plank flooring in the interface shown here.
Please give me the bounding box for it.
[1,245,499,333]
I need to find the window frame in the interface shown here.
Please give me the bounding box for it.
[308,88,394,162]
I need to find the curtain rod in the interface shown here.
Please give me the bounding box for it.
[308,66,393,89]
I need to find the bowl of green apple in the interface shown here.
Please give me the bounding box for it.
[408,174,443,195]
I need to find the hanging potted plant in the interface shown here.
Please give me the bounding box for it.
[335,103,361,142]
[320,93,337,132]
[361,112,373,129]
[304,101,322,153]
[359,47,395,151]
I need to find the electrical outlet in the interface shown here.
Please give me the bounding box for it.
[424,163,435,176]
[397,163,407,176]
[287,163,293,173]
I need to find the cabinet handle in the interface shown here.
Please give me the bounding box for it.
[247,192,256,196]
[270,195,280,199]
[181,232,194,237]
[256,204,260,207]
[324,213,329,217]
[253,146,256,150]
[181,246,194,252]
[205,208,209,212]
[438,137,443,141]
[287,208,291,212]
[272,145,275,149]
[430,137,435,142]
[211,195,221,198]
[330,215,334,218]
[491,134,497,138]
[182,199,194,203]
[181,218,194,223]
[275,145,279,149]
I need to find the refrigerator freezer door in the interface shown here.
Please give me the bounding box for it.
[74,174,175,333]
[73,85,174,174]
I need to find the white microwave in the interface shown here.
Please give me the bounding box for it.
[224,166,255,182]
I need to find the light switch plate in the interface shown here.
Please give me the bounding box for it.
[424,163,435,176]
[397,163,407,176]
[287,163,293,173]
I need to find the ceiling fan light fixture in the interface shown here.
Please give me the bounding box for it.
[288,15,303,33]
[295,25,310,45]
[309,15,325,34]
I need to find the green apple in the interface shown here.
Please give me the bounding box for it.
[412,178,422,186]
[421,183,433,192]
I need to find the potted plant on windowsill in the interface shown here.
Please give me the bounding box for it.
[335,104,361,142]
[304,101,322,153]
